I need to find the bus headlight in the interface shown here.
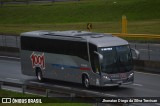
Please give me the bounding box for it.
[128,73,134,79]
[103,76,111,80]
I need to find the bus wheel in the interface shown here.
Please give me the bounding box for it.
[36,69,43,81]
[83,75,90,88]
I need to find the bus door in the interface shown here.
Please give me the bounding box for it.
[93,51,103,86]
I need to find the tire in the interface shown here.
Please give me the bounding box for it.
[36,69,43,81]
[112,85,120,89]
[83,75,90,88]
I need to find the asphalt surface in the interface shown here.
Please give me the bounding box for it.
[0,59,35,83]
[0,58,160,106]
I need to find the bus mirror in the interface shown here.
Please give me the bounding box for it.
[94,51,103,63]
[131,48,140,60]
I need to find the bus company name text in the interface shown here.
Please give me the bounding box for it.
[30,52,45,70]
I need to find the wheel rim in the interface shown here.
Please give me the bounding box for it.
[37,72,42,81]
[84,78,89,88]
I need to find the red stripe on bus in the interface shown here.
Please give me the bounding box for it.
[80,67,91,71]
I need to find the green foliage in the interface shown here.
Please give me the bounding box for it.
[0,90,91,106]
[0,0,160,24]
[0,89,38,97]
[0,0,160,35]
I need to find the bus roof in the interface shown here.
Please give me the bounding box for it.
[21,30,129,47]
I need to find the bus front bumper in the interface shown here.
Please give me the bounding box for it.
[99,76,134,87]
[101,81,134,87]
[98,72,134,87]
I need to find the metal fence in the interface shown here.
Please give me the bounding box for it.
[0,0,79,6]
[0,35,20,48]
[130,43,160,61]
[0,35,160,61]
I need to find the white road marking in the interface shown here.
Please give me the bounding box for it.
[155,103,160,106]
[53,85,71,89]
[29,81,49,86]
[139,49,152,52]
[81,90,99,94]
[6,78,19,81]
[102,93,117,97]
[135,71,160,77]
[81,90,117,97]
[2,88,22,93]
[0,56,20,60]
[29,81,43,84]
[132,83,143,87]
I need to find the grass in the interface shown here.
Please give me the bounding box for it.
[0,0,160,36]
[0,22,121,35]
[0,89,92,106]
[1,0,160,24]
[1,20,160,35]
[0,103,91,106]
[0,104,91,106]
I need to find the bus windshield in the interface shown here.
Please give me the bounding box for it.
[99,45,133,74]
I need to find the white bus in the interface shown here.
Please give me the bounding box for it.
[20,30,139,88]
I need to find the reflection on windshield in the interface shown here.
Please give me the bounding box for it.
[99,45,133,74]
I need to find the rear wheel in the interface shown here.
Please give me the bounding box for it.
[36,68,43,81]
[83,75,90,88]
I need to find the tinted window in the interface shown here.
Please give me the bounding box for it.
[99,45,133,74]
[21,36,89,61]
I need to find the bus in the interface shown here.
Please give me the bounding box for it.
[20,30,139,88]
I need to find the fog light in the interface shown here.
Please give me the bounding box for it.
[128,73,134,79]
[103,76,110,80]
